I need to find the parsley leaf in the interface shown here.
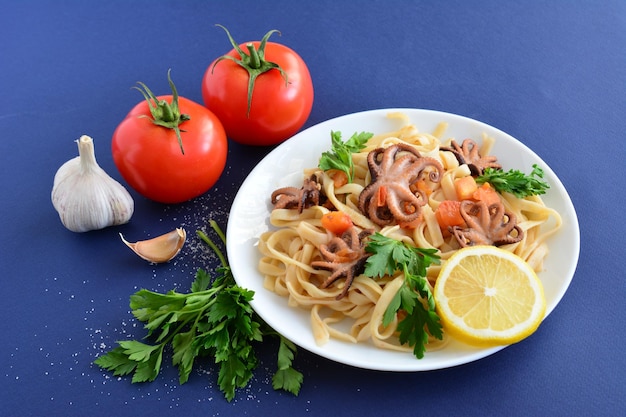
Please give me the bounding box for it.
[476,164,549,198]
[318,130,373,182]
[272,336,304,395]
[364,233,442,359]
[94,220,303,402]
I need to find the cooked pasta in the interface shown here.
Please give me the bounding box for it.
[258,113,561,354]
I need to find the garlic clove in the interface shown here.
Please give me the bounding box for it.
[120,228,186,263]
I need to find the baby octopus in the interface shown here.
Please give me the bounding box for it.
[311,227,373,300]
[358,143,443,227]
[450,200,524,247]
[440,138,501,176]
[271,176,321,213]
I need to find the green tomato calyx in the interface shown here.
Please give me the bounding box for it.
[134,69,190,155]
[212,24,289,117]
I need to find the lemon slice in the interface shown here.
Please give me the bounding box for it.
[434,245,546,347]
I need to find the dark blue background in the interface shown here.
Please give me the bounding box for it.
[1,1,624,416]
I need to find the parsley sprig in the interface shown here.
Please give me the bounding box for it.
[364,233,442,359]
[94,221,303,401]
[318,130,373,183]
[476,164,549,198]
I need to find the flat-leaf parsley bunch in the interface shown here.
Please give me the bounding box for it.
[94,221,303,401]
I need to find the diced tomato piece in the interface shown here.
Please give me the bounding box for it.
[435,200,465,230]
[472,182,501,206]
[454,176,478,201]
[413,179,433,199]
[376,185,387,207]
[327,169,349,188]
[321,211,353,235]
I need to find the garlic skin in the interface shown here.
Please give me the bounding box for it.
[120,228,186,263]
[52,135,134,232]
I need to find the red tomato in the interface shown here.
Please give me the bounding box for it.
[112,92,227,204]
[201,27,313,146]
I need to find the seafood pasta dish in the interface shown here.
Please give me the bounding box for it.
[257,113,561,356]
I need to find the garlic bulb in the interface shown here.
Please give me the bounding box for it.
[120,228,186,263]
[51,135,134,232]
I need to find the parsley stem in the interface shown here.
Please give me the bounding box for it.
[209,220,227,247]
[197,227,228,268]
[189,296,218,330]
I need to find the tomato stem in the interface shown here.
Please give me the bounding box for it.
[161,103,175,122]
[133,69,190,155]
[246,43,261,69]
[212,24,289,117]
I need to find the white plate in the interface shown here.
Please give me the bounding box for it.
[226,108,580,371]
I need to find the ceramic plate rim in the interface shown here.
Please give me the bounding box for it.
[226,108,580,372]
